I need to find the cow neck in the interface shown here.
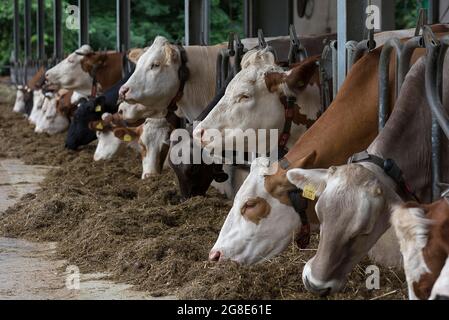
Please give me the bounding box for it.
[367,55,449,203]
[278,94,317,158]
[167,45,189,117]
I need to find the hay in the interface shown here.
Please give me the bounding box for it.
[0,83,407,299]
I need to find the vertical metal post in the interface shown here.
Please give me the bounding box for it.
[24,0,32,64]
[337,0,366,89]
[78,0,89,46]
[13,0,20,84]
[54,0,63,61]
[428,0,440,24]
[202,0,210,45]
[117,0,130,52]
[186,0,202,45]
[37,0,45,63]
[243,0,253,38]
[185,0,190,45]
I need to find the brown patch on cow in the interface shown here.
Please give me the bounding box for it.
[56,90,75,118]
[80,51,124,92]
[27,67,46,90]
[264,151,317,206]
[241,197,271,225]
[285,55,320,91]
[408,199,449,299]
[127,48,144,64]
[113,127,140,142]
[292,103,318,129]
[264,72,285,93]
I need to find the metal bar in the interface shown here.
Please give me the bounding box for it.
[428,0,440,24]
[244,0,253,38]
[185,0,190,45]
[378,38,403,130]
[337,0,367,90]
[288,24,307,65]
[24,0,31,63]
[54,0,63,61]
[330,40,338,99]
[37,0,45,62]
[117,0,130,52]
[13,0,20,84]
[202,0,210,45]
[78,0,89,46]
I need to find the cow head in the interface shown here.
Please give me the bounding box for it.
[89,113,128,161]
[65,96,103,150]
[118,101,163,122]
[119,36,182,114]
[209,153,315,265]
[193,56,320,152]
[114,118,170,179]
[391,198,449,300]
[45,45,94,95]
[13,85,29,114]
[287,164,395,296]
[29,89,46,125]
[35,90,70,135]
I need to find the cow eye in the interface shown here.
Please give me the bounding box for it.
[238,94,250,103]
[150,63,160,70]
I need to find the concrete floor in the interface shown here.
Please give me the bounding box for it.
[0,158,174,300]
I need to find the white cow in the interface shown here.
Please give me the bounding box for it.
[113,118,171,179]
[13,86,27,114]
[45,45,94,96]
[118,101,164,122]
[119,36,224,122]
[35,90,70,135]
[193,53,321,153]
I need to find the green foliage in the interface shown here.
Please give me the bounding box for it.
[0,0,243,75]
[395,0,427,29]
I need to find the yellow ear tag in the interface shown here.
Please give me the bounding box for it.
[95,105,102,112]
[123,134,132,142]
[302,184,316,201]
[96,122,103,130]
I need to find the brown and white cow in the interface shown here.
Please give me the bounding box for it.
[284,50,449,295]
[113,118,171,179]
[208,25,449,266]
[194,53,321,153]
[89,112,141,161]
[392,197,449,300]
[119,36,225,122]
[45,45,124,96]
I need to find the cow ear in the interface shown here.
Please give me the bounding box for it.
[286,168,328,198]
[113,127,139,142]
[264,72,285,93]
[165,45,178,65]
[89,120,105,132]
[284,56,319,91]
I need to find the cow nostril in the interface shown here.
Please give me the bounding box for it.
[118,109,123,115]
[209,250,222,262]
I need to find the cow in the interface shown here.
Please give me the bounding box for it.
[118,101,165,122]
[194,54,321,153]
[14,67,46,116]
[119,36,225,122]
[207,25,449,266]
[391,196,449,300]
[45,45,124,96]
[88,112,143,161]
[113,118,171,179]
[284,51,449,295]
[28,89,46,125]
[35,89,71,135]
[65,70,134,150]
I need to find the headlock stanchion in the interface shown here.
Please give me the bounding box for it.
[257,29,277,60]
[378,36,425,130]
[379,11,428,130]
[288,24,307,65]
[423,26,449,200]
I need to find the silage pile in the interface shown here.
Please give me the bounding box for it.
[0,83,407,299]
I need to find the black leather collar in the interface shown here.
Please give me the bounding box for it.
[348,151,419,202]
